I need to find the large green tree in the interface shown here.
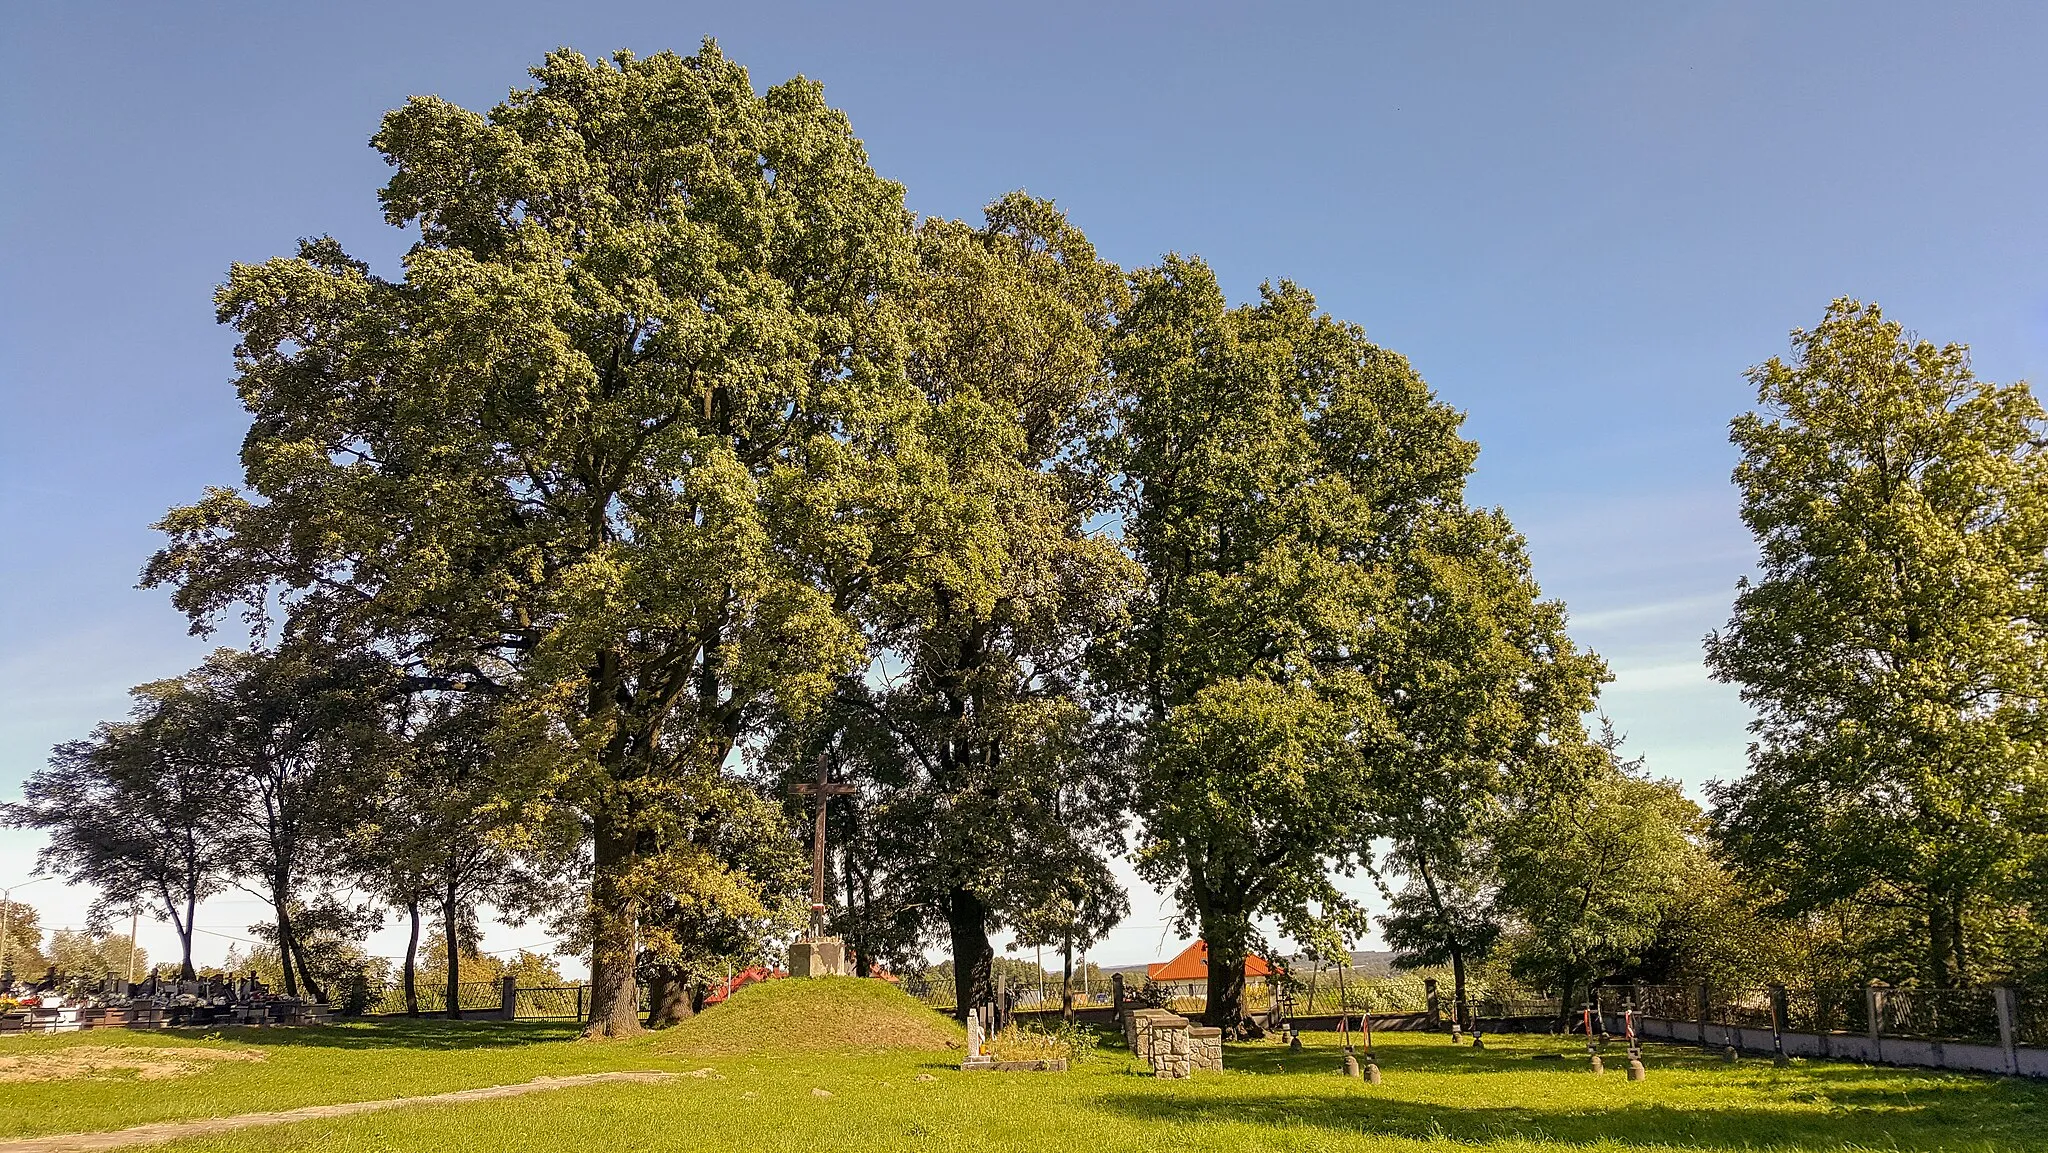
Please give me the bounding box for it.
[1110,258,1513,1026]
[787,194,1135,1015]
[1705,300,2048,988]
[145,45,927,1035]
[1370,509,1605,1025]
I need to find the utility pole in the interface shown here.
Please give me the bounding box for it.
[1,878,50,984]
[128,905,140,984]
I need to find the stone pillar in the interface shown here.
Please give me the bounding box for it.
[498,974,518,1021]
[1112,973,1128,1045]
[1189,1025,1224,1072]
[1865,982,1885,1064]
[1695,984,1712,1048]
[1146,1016,1192,1079]
[1994,986,2018,1075]
[961,1003,996,1071]
[788,937,847,978]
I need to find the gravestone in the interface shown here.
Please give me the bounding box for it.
[961,1000,997,1071]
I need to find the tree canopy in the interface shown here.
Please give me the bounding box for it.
[35,42,2013,1026]
[1707,299,2048,988]
[143,43,933,1035]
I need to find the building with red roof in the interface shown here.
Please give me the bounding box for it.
[1145,940,1274,992]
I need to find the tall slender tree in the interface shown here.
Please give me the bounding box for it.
[787,194,1135,1015]
[1492,729,1703,1005]
[1369,517,1606,1024]
[144,44,928,1035]
[1109,258,1501,1026]
[1706,300,2048,987]
[198,646,389,1002]
[349,693,570,1018]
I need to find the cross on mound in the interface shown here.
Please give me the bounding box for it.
[790,753,854,940]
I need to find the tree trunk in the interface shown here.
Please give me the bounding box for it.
[583,810,645,1038]
[1062,936,1075,1024]
[288,930,327,1004]
[645,970,694,1028]
[1200,910,1250,1029]
[842,841,866,978]
[443,870,462,1019]
[946,888,995,1020]
[178,888,199,981]
[1949,892,1969,984]
[1449,941,1469,1030]
[1927,896,1953,988]
[402,898,421,1016]
[271,885,299,999]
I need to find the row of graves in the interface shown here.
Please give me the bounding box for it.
[0,968,331,1034]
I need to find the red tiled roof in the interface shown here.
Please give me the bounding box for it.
[1145,940,1274,982]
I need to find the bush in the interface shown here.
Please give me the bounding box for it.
[989,1019,1102,1063]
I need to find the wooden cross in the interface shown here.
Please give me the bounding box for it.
[789,754,855,938]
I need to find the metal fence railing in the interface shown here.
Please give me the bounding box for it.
[1882,986,2000,1045]
[1578,983,2017,1048]
[513,985,585,1020]
[362,980,505,1016]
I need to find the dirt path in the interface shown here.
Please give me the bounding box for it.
[0,1071,680,1152]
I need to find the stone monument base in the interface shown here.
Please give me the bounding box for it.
[789,937,849,978]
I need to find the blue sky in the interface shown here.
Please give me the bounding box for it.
[5,1,2046,972]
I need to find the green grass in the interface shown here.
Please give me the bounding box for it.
[6,1004,2048,1152]
[655,975,964,1055]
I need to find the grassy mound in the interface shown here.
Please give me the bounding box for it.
[655,977,964,1056]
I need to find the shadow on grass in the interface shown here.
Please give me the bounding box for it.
[1220,1039,1740,1078]
[203,1018,585,1051]
[1092,1075,2041,1152]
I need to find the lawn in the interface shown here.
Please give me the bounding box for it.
[6,984,2047,1152]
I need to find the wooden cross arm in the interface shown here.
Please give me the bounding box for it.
[790,782,857,796]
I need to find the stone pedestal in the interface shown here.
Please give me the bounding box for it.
[1129,1009,1196,1078]
[1189,1026,1225,1072]
[789,937,848,978]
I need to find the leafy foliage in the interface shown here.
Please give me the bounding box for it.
[1707,299,2048,987]
[1491,728,1703,999]
[6,678,240,979]
[778,194,1134,1012]
[142,43,929,1034]
[1108,257,1588,1024]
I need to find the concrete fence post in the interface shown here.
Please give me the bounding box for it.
[1994,985,2019,1075]
[1696,984,1711,1048]
[1865,982,1884,1064]
[498,975,518,1021]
